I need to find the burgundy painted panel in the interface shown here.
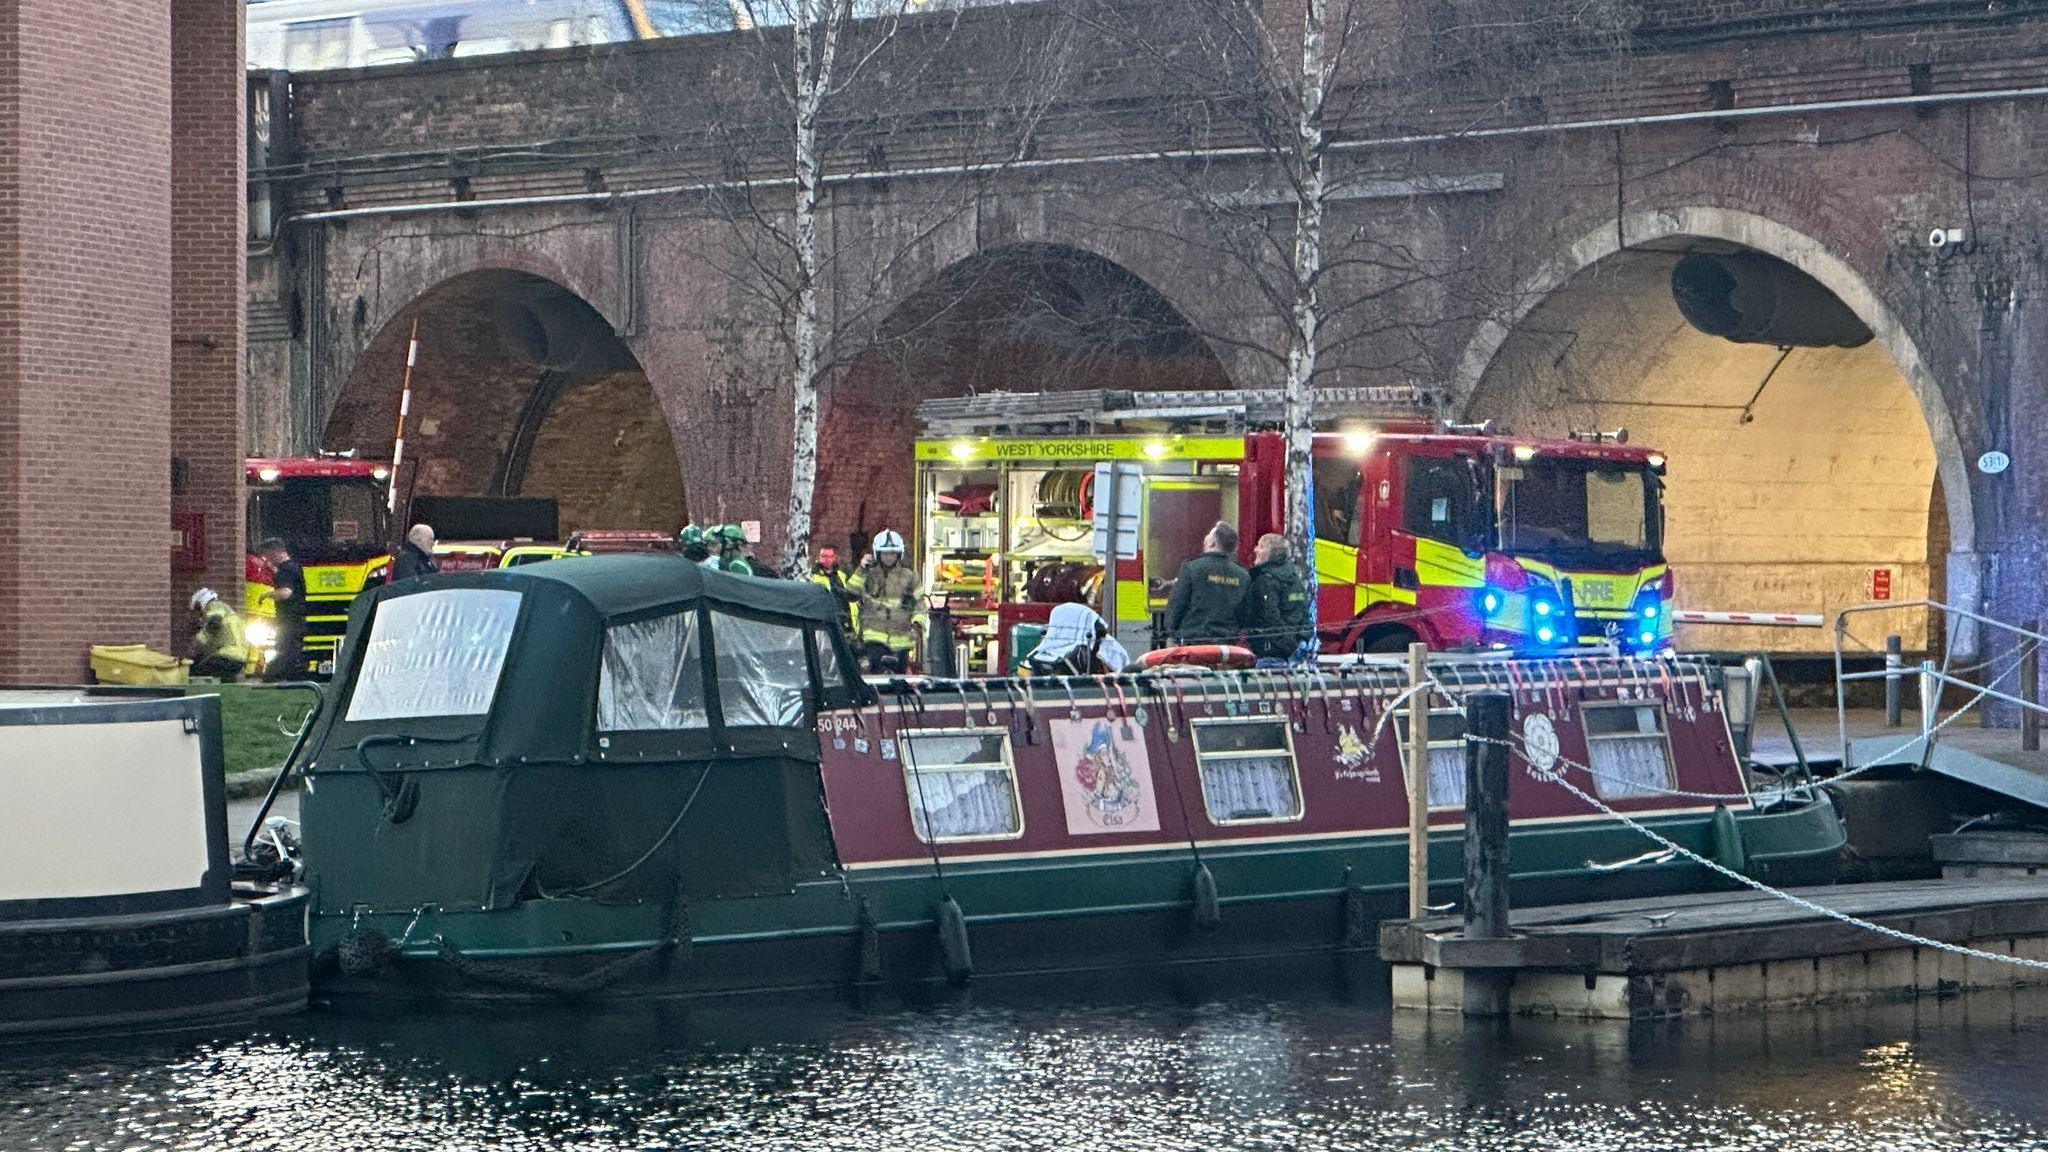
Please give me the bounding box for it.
[818,660,1748,867]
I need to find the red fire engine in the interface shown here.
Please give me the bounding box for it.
[910,389,1671,666]
[244,455,393,674]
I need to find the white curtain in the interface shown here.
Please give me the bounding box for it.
[1201,756,1301,822]
[905,768,1019,839]
[597,612,708,731]
[1427,745,1467,808]
[1587,704,1673,798]
[1590,736,1672,798]
[903,732,1018,839]
[345,589,521,722]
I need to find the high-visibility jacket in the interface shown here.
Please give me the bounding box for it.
[810,566,858,632]
[194,601,251,664]
[849,560,922,649]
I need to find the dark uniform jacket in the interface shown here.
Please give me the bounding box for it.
[1243,557,1312,661]
[1164,550,1249,645]
[394,541,438,581]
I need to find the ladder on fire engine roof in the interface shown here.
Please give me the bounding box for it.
[915,386,1447,436]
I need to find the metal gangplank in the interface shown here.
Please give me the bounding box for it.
[1833,601,2048,810]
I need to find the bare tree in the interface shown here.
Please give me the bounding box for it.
[646,0,1079,570]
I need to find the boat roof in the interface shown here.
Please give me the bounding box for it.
[297,553,861,772]
[503,552,841,623]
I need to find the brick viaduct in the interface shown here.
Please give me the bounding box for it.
[240,0,2048,658]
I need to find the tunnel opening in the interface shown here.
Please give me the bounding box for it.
[813,243,1233,559]
[1467,238,1949,659]
[322,269,685,541]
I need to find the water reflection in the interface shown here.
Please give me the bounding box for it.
[8,964,2048,1150]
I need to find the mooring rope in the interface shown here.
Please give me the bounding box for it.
[1461,730,2048,973]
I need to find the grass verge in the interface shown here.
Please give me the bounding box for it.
[194,682,320,782]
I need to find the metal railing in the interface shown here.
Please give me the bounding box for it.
[1832,600,2047,769]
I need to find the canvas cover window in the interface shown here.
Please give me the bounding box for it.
[598,612,709,731]
[1193,719,1303,823]
[1584,703,1674,799]
[901,729,1021,842]
[345,589,520,723]
[713,614,811,727]
[1395,709,1469,808]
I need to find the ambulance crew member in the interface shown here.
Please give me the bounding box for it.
[1243,532,1312,664]
[1163,521,1248,647]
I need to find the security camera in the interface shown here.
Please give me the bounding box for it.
[1928,227,1965,248]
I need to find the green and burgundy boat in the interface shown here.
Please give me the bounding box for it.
[286,554,1845,1003]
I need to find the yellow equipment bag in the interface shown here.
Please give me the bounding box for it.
[89,644,190,686]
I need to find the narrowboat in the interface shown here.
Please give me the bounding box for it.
[0,690,309,1040]
[293,555,1845,1003]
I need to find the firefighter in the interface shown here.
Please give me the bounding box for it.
[186,588,251,682]
[850,529,921,673]
[1242,532,1312,664]
[809,545,857,633]
[678,524,717,569]
[258,538,307,680]
[1163,521,1248,647]
[713,524,766,576]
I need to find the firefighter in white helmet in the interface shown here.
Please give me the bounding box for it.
[849,528,922,673]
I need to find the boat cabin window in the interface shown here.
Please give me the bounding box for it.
[1191,718,1303,824]
[1582,702,1675,799]
[900,728,1022,842]
[1393,708,1468,809]
[344,589,521,723]
[599,611,710,730]
[712,613,812,727]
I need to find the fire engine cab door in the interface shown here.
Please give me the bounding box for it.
[1143,478,1234,618]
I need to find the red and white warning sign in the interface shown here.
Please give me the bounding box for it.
[1870,567,1893,601]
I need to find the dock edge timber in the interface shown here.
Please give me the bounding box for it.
[1379,877,2048,1018]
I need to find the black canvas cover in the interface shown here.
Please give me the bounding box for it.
[297,554,853,915]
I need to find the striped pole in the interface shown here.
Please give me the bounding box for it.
[388,320,419,514]
[1671,610,1824,628]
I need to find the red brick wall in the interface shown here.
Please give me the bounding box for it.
[0,0,176,681]
[171,0,247,631]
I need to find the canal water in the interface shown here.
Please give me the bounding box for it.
[9,962,2048,1150]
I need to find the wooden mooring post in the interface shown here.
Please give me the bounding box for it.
[1463,692,1512,941]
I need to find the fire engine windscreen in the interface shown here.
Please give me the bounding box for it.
[1499,461,1661,566]
[247,477,391,563]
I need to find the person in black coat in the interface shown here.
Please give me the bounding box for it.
[1163,521,1248,646]
[393,523,439,581]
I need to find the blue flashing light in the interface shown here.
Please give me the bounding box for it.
[1641,602,1659,620]
[1533,599,1554,618]
[1638,630,1656,645]
[1481,589,1503,614]
[1536,625,1556,644]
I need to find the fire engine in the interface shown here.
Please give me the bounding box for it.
[244,455,394,674]
[911,389,1672,667]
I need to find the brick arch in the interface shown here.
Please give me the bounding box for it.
[1456,205,1977,653]
[1453,205,1974,554]
[810,240,1238,558]
[323,266,685,536]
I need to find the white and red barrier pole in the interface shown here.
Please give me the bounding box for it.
[388,320,418,514]
[1671,610,1823,628]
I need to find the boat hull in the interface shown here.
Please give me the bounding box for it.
[0,887,310,1042]
[310,799,1843,1005]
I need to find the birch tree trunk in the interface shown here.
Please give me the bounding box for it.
[781,0,842,574]
[1284,0,1328,584]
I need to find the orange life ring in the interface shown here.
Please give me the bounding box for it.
[1133,644,1256,670]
